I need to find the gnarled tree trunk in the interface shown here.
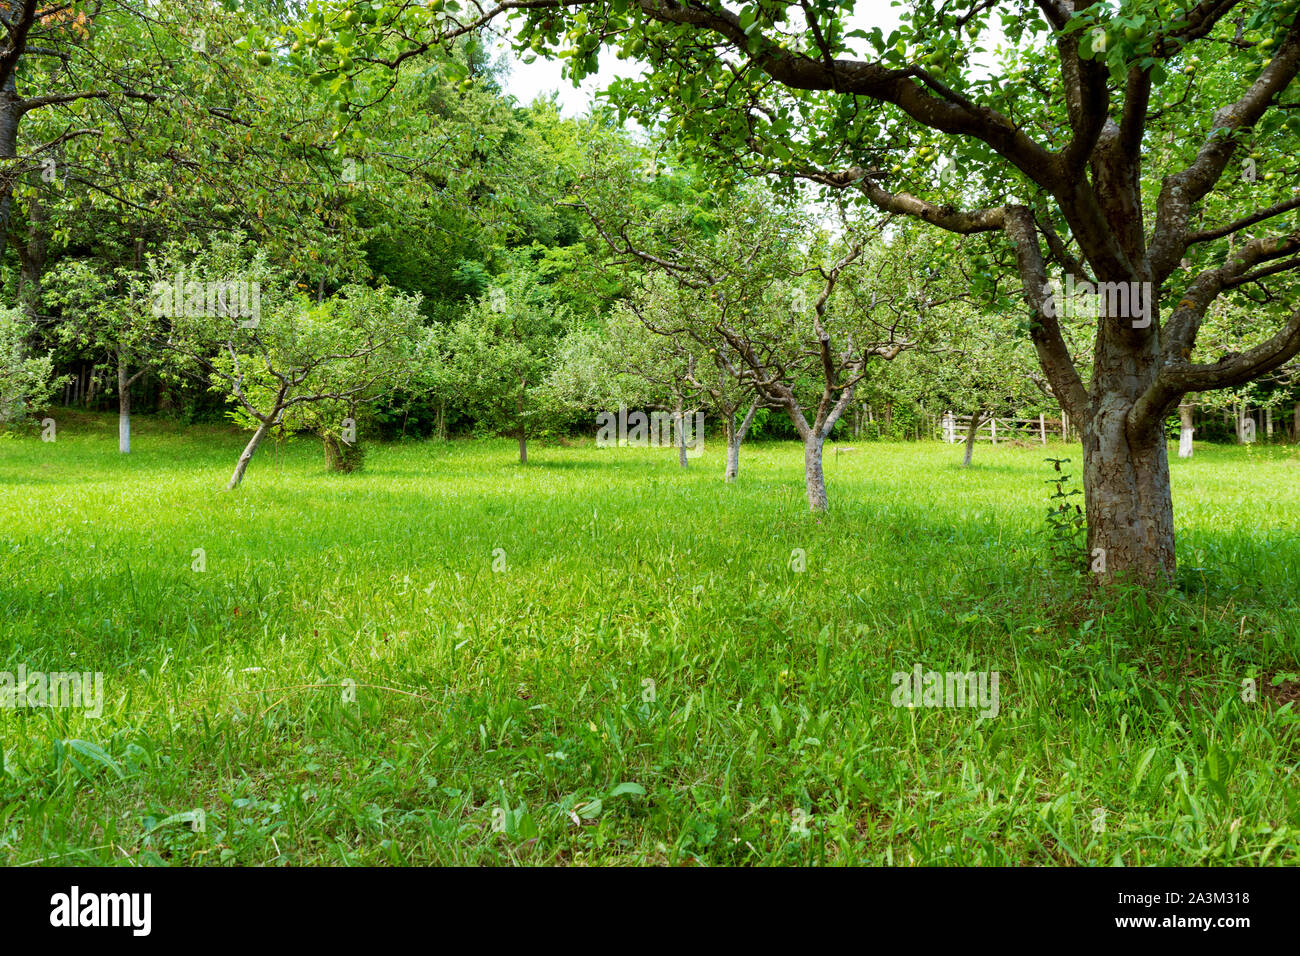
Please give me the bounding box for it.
[1082,322,1176,584]
[1083,417,1175,584]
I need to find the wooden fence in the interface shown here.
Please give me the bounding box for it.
[938,412,1071,445]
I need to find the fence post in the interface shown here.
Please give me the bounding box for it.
[1039,413,1046,445]
[991,417,997,445]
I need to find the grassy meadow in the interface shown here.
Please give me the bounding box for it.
[0,411,1297,866]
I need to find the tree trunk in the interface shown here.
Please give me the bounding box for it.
[804,434,828,511]
[724,415,739,482]
[323,433,364,472]
[670,392,691,470]
[1177,404,1194,459]
[0,76,21,272]
[723,399,759,483]
[1062,283,1179,586]
[962,408,984,467]
[117,353,131,454]
[724,435,740,481]
[1082,409,1175,585]
[517,385,527,464]
[228,418,275,490]
[16,185,47,322]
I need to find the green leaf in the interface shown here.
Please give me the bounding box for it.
[515,811,539,839]
[607,782,646,798]
[66,739,125,779]
[1129,744,1157,796]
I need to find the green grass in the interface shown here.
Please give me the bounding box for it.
[0,410,1297,866]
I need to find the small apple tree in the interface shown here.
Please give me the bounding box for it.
[440,269,568,464]
[44,260,160,454]
[0,307,60,427]
[159,239,422,488]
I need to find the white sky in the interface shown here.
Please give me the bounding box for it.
[497,1,917,116]
[496,41,640,115]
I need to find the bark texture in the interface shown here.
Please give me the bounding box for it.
[803,434,827,511]
[1082,388,1176,583]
